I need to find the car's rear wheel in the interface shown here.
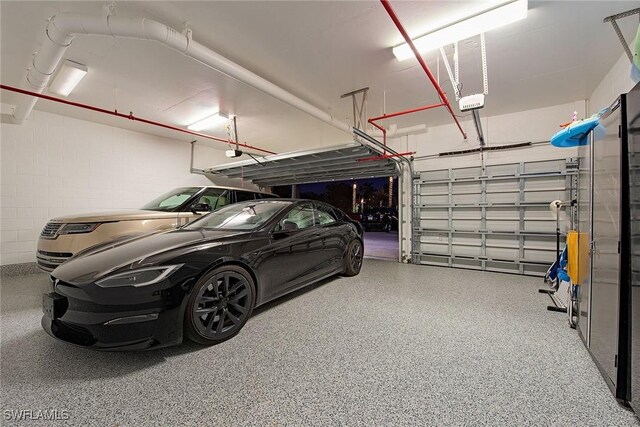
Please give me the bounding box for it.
[343,239,363,277]
[185,265,255,345]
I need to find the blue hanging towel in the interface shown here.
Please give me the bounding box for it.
[544,246,569,285]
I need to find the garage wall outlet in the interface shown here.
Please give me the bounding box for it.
[226,149,243,158]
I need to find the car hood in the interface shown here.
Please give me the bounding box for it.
[52,228,247,284]
[49,210,179,223]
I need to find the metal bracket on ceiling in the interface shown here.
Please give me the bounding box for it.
[181,22,193,52]
[440,45,460,100]
[439,34,488,100]
[104,2,117,17]
[480,33,488,96]
[181,21,193,42]
[340,87,369,130]
[604,8,640,63]
[439,34,488,147]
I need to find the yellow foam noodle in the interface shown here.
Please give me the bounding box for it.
[567,230,590,285]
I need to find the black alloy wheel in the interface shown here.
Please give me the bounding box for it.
[343,239,363,277]
[185,265,255,345]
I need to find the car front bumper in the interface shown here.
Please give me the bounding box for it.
[41,278,187,351]
[36,250,73,272]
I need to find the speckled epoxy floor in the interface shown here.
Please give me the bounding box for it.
[1,260,638,426]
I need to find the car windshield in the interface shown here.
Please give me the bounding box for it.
[186,201,292,231]
[141,187,201,211]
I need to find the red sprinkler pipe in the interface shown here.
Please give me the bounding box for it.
[379,0,467,139]
[367,119,387,154]
[0,84,276,155]
[369,102,445,122]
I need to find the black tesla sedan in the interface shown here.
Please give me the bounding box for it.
[42,199,364,350]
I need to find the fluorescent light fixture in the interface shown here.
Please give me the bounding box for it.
[392,0,528,61]
[187,112,229,131]
[48,60,88,97]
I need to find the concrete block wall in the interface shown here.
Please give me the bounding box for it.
[0,108,258,266]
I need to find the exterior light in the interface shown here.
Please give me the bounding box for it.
[392,0,528,61]
[48,60,88,97]
[188,112,229,131]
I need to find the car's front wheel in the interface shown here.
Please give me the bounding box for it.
[343,239,363,277]
[185,265,255,345]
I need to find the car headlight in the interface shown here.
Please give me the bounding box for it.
[96,265,183,288]
[58,223,101,234]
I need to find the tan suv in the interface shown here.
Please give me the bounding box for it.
[37,186,277,271]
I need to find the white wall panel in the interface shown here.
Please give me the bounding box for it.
[0,109,258,265]
[589,51,638,114]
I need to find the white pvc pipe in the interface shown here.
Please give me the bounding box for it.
[13,12,353,136]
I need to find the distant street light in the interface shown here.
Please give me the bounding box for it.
[352,182,357,213]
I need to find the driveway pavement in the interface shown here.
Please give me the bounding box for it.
[363,231,398,260]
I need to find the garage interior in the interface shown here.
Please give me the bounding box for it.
[1,1,640,425]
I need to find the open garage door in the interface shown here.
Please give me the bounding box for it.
[203,143,398,187]
[203,142,404,262]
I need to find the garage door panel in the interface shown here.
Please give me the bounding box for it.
[452,258,483,270]
[451,243,482,257]
[486,246,520,260]
[486,219,519,231]
[452,208,481,219]
[419,242,449,254]
[414,158,578,276]
[427,195,450,204]
[206,143,399,187]
[419,219,448,230]
[451,219,482,230]
[452,234,482,246]
[451,167,482,179]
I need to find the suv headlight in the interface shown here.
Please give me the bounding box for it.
[96,265,183,288]
[58,223,101,234]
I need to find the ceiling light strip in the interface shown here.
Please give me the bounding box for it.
[392,0,528,60]
[48,60,88,97]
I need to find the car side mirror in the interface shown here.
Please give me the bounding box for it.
[282,221,299,232]
[271,220,298,239]
[191,203,211,213]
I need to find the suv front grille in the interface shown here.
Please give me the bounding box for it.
[37,250,73,271]
[41,222,63,238]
